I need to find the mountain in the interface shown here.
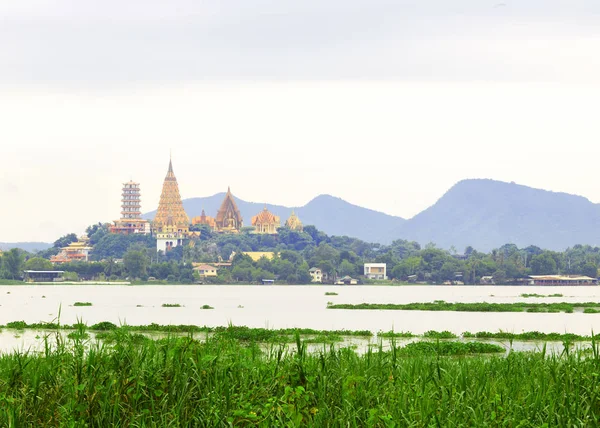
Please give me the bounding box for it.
[143,180,600,251]
[0,242,52,252]
[396,179,600,252]
[144,193,406,243]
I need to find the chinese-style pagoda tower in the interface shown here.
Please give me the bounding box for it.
[153,157,190,235]
[215,187,243,232]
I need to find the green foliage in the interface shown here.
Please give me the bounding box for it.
[4,332,600,426]
[1,248,25,280]
[123,249,149,279]
[73,302,92,306]
[23,257,53,271]
[328,300,600,313]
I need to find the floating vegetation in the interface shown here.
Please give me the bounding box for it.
[377,330,415,338]
[73,302,92,307]
[67,331,90,340]
[325,292,338,296]
[237,305,244,308]
[200,305,214,310]
[423,330,458,339]
[161,303,182,308]
[521,293,564,298]
[399,341,504,356]
[327,301,600,313]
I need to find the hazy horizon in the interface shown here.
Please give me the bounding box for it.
[2,0,600,242]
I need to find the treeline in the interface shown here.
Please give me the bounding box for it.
[1,223,600,284]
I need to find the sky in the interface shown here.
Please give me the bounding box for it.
[2,0,600,242]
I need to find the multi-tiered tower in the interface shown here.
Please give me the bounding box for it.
[110,181,150,235]
[121,181,142,219]
[215,187,243,232]
[153,157,191,252]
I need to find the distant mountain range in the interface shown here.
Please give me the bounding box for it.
[143,179,600,251]
[143,193,405,243]
[5,179,600,252]
[0,242,52,252]
[394,179,600,251]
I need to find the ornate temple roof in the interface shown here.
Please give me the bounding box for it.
[215,187,243,229]
[252,206,281,226]
[192,209,217,229]
[153,157,189,231]
[285,210,303,231]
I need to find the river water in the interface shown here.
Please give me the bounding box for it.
[1,285,600,353]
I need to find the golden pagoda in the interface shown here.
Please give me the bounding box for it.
[192,209,217,229]
[251,206,281,234]
[153,157,189,234]
[285,210,303,231]
[215,187,243,233]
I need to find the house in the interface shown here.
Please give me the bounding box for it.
[193,264,218,278]
[335,275,359,285]
[23,270,64,283]
[480,276,494,285]
[232,251,276,262]
[309,267,323,283]
[529,275,598,286]
[364,263,387,280]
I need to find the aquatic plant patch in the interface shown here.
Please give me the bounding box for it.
[327,301,600,313]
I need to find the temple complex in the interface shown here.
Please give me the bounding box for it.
[192,209,217,229]
[50,235,93,264]
[215,188,243,233]
[285,211,303,231]
[110,181,150,235]
[251,206,281,234]
[153,158,191,252]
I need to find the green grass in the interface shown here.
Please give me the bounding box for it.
[324,292,338,296]
[161,303,182,308]
[73,302,92,307]
[200,304,214,309]
[3,331,600,425]
[328,300,600,313]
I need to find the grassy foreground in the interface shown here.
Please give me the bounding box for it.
[328,300,600,313]
[1,332,600,426]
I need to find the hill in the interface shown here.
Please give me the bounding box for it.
[0,242,52,252]
[144,193,406,243]
[396,179,600,251]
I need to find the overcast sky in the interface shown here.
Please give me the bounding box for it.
[2,0,600,242]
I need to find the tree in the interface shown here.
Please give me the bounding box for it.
[53,233,78,249]
[530,253,557,275]
[24,257,53,271]
[2,249,25,280]
[492,269,507,285]
[123,250,149,279]
[339,260,356,277]
[581,262,598,278]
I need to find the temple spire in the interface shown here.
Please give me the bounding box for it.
[153,155,189,232]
